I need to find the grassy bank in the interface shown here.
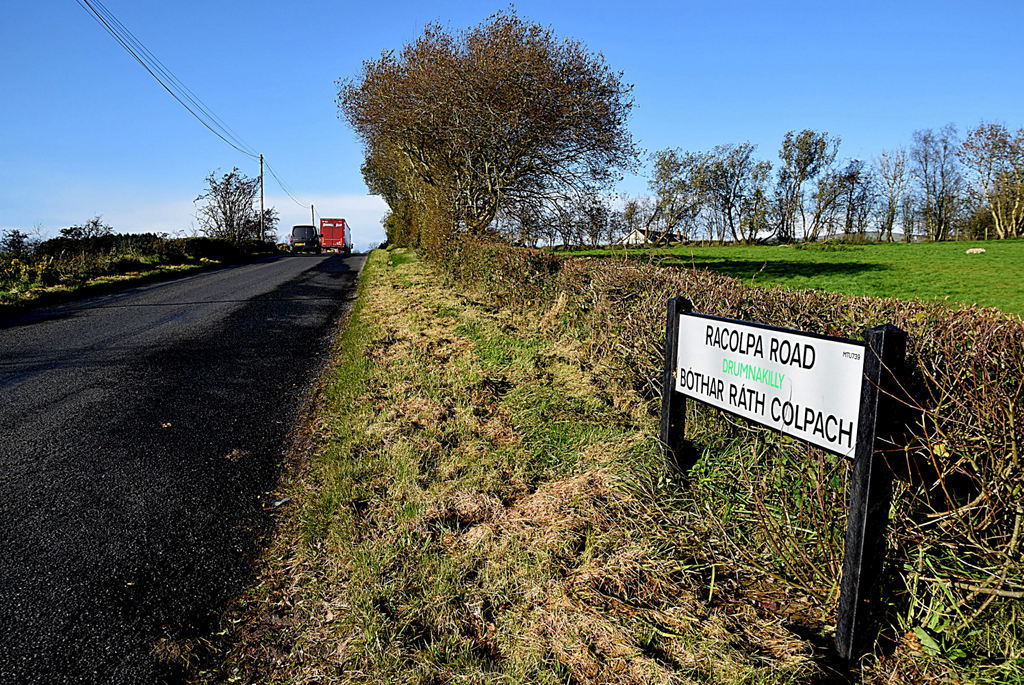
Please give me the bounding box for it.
[570,239,1024,316]
[0,262,210,315]
[187,248,1018,683]
[0,237,280,316]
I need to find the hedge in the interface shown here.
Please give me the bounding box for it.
[441,239,1023,648]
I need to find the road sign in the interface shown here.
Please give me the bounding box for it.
[675,312,866,458]
[659,296,906,661]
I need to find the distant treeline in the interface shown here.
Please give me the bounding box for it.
[554,123,1023,248]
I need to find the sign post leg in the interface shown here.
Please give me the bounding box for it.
[836,324,906,660]
[660,297,692,471]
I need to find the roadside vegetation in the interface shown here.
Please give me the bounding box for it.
[0,219,279,313]
[1,170,280,314]
[196,249,1022,683]
[569,238,1024,316]
[195,249,824,682]
[439,240,1024,682]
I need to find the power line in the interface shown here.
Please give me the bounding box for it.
[75,0,314,211]
[75,0,258,159]
[85,0,259,158]
[263,160,308,209]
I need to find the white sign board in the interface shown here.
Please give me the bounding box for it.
[675,314,866,457]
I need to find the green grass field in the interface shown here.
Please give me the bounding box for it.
[570,239,1024,317]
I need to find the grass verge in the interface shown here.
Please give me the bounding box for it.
[187,248,1013,684]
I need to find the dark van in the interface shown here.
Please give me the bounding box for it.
[289,225,321,254]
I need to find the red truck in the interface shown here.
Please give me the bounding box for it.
[319,218,353,254]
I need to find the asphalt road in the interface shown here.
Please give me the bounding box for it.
[0,253,365,684]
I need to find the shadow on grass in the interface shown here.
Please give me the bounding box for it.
[661,257,888,282]
[579,251,889,283]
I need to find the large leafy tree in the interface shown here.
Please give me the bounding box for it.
[647,144,772,244]
[700,143,772,244]
[836,159,876,239]
[338,10,637,247]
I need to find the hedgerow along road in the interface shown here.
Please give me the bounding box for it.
[0,252,365,684]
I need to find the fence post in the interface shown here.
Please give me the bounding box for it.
[836,323,906,660]
[660,297,692,471]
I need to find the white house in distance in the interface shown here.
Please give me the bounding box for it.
[618,229,685,246]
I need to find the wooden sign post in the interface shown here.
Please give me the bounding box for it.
[660,297,906,660]
[836,323,906,659]
[659,296,692,471]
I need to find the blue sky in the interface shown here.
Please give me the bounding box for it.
[2,1,1022,251]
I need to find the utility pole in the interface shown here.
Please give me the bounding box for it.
[311,204,315,226]
[259,154,265,242]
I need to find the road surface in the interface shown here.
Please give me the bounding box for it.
[0,253,365,683]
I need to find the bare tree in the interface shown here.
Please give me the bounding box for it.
[606,205,627,245]
[552,200,582,248]
[59,216,113,240]
[537,211,560,248]
[578,196,610,248]
[900,192,919,242]
[961,122,1024,239]
[775,129,840,241]
[910,124,964,240]
[619,195,659,244]
[497,197,546,247]
[875,149,908,242]
[194,168,267,242]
